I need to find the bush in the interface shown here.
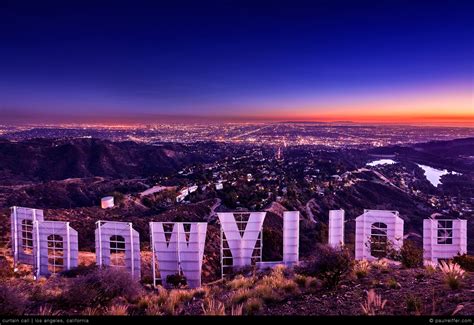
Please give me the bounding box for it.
[63,268,141,308]
[109,191,125,205]
[60,264,97,278]
[166,273,187,288]
[294,274,309,287]
[405,295,423,315]
[0,283,27,315]
[386,277,400,289]
[262,228,283,261]
[399,240,423,268]
[0,258,14,278]
[372,258,389,272]
[298,245,353,288]
[453,254,474,272]
[424,261,437,275]
[137,290,168,316]
[243,297,262,315]
[252,284,280,303]
[231,289,251,304]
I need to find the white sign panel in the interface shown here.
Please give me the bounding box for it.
[423,218,467,264]
[218,212,265,276]
[355,210,404,260]
[33,221,78,278]
[11,206,45,267]
[328,209,345,248]
[95,221,141,280]
[150,222,207,288]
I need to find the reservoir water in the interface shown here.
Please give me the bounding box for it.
[417,164,460,187]
[366,159,397,167]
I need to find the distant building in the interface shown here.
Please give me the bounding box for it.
[331,175,342,182]
[176,194,186,203]
[276,146,283,160]
[215,182,224,190]
[341,171,352,179]
[101,196,114,209]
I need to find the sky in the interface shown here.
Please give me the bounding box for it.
[0,0,473,125]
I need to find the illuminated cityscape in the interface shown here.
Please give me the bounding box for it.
[1,122,473,148]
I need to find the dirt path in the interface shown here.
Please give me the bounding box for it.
[207,198,221,222]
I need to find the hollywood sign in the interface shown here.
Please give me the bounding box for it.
[10,206,468,288]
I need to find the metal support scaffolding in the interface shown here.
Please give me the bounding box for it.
[218,212,265,279]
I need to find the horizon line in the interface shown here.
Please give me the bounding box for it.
[2,110,474,127]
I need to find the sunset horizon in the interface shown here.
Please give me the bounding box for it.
[1,0,472,127]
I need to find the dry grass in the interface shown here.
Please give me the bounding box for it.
[424,261,438,275]
[244,297,263,315]
[63,267,141,308]
[253,284,280,303]
[294,274,309,287]
[77,252,96,266]
[38,304,61,316]
[192,286,210,299]
[231,288,251,304]
[386,277,400,289]
[0,282,28,315]
[136,285,198,316]
[354,260,371,278]
[227,275,255,290]
[201,298,225,315]
[361,289,387,315]
[439,261,465,290]
[294,274,319,289]
[405,295,423,315]
[106,304,128,316]
[83,307,101,316]
[139,293,166,316]
[162,288,196,315]
[231,304,243,316]
[228,265,301,306]
[372,258,389,272]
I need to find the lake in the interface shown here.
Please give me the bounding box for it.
[366,159,397,167]
[417,164,461,187]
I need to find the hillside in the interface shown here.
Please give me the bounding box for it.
[0,138,210,183]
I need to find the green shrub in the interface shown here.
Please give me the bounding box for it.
[0,259,14,278]
[0,283,27,315]
[63,268,141,308]
[60,264,97,278]
[297,245,353,288]
[386,277,400,289]
[453,254,474,272]
[405,295,423,315]
[399,240,423,268]
[166,273,187,288]
[294,274,309,287]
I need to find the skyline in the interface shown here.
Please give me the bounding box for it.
[1,0,473,126]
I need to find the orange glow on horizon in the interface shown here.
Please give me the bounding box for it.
[239,87,474,126]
